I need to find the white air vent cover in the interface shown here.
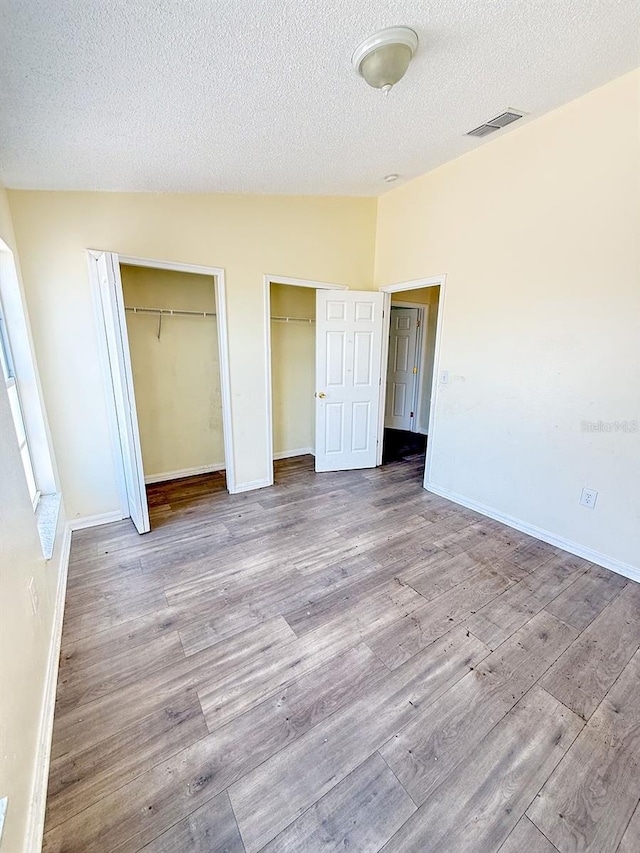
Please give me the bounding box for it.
[467,110,524,138]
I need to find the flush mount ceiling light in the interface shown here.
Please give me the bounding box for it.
[384,173,399,183]
[352,27,418,94]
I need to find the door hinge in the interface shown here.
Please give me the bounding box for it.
[417,318,421,327]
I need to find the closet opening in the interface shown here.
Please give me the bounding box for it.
[379,282,443,483]
[88,251,234,534]
[264,275,348,484]
[120,264,227,526]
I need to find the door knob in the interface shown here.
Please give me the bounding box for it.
[316,392,326,398]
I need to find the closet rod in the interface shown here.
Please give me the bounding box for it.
[125,306,216,317]
[271,316,315,324]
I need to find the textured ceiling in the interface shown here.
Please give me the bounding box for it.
[1,1,638,195]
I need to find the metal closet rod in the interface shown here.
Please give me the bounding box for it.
[124,306,315,323]
[125,306,215,317]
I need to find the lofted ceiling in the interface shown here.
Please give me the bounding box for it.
[0,1,638,196]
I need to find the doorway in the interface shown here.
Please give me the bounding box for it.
[121,264,226,482]
[263,275,347,483]
[377,276,446,487]
[88,252,235,533]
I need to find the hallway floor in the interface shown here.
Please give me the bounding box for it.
[44,456,640,852]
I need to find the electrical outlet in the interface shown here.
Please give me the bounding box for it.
[28,577,39,614]
[580,487,598,509]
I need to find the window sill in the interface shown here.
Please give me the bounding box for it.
[35,493,61,561]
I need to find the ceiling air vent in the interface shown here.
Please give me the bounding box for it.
[467,110,524,138]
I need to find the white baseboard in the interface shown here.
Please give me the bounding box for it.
[68,510,125,531]
[273,447,314,460]
[144,463,225,484]
[425,481,640,583]
[25,522,72,852]
[230,477,273,494]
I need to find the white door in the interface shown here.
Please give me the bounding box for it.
[315,290,384,472]
[385,307,419,431]
[94,252,150,533]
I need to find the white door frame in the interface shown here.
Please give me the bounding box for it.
[377,275,447,488]
[88,252,237,526]
[385,300,428,435]
[263,275,348,484]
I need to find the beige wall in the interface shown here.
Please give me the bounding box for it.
[0,187,67,852]
[376,69,640,569]
[7,192,377,518]
[270,283,316,456]
[121,266,224,478]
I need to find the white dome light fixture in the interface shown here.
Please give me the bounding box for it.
[352,27,418,94]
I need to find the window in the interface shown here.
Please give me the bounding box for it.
[0,303,39,508]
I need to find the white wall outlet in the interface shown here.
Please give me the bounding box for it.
[580,487,598,509]
[440,370,449,384]
[28,577,39,614]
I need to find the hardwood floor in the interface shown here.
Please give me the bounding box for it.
[44,455,640,852]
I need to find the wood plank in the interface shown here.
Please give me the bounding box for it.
[228,629,489,853]
[50,616,295,760]
[43,643,385,853]
[379,686,583,853]
[178,552,386,657]
[617,800,640,853]
[509,540,559,573]
[379,610,578,804]
[539,583,640,719]
[499,816,559,852]
[45,694,208,830]
[527,651,640,853]
[55,630,185,714]
[138,790,245,852]
[259,752,416,853]
[465,552,588,650]
[198,581,426,731]
[282,575,425,638]
[367,564,518,670]
[545,563,627,630]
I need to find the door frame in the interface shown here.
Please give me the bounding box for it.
[263,274,348,484]
[88,251,237,527]
[385,300,428,435]
[377,275,447,488]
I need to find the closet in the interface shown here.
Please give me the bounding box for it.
[270,283,316,460]
[120,264,225,484]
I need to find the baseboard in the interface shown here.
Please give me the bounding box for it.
[25,521,72,852]
[68,510,125,531]
[230,477,273,494]
[425,481,640,583]
[144,463,225,484]
[273,447,314,460]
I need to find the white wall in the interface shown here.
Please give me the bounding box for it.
[376,69,640,572]
[121,266,224,479]
[0,187,68,853]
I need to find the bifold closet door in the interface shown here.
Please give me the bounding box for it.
[315,290,384,472]
[94,251,150,533]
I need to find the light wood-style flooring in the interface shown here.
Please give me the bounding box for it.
[44,455,640,852]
